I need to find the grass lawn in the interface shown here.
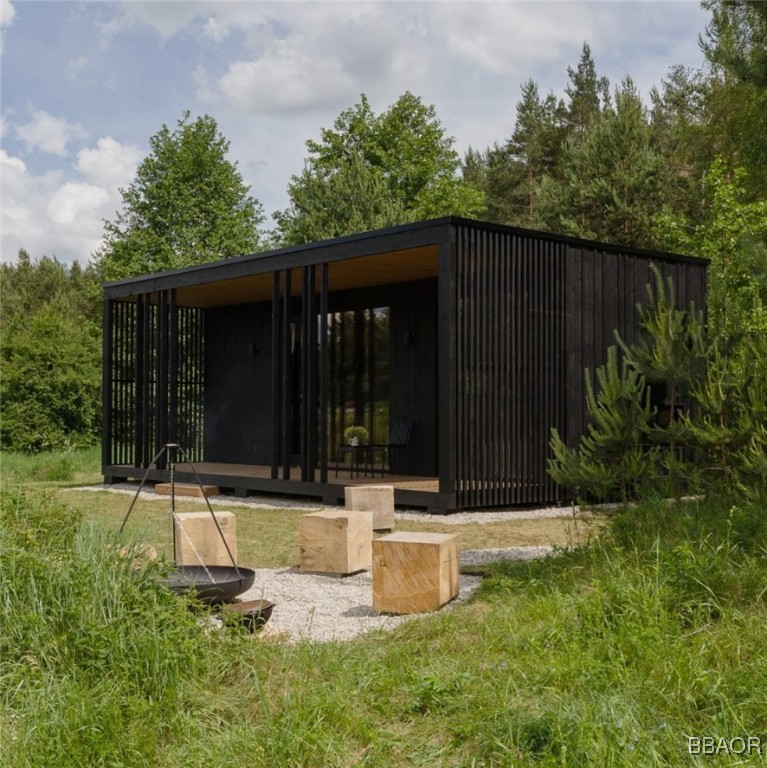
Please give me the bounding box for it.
[2,457,766,767]
[58,486,601,569]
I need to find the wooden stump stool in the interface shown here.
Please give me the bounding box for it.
[173,511,236,566]
[299,510,373,574]
[372,532,459,614]
[345,484,395,531]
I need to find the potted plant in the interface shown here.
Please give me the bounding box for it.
[343,425,369,447]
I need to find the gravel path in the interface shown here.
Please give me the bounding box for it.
[239,546,553,643]
[74,484,580,521]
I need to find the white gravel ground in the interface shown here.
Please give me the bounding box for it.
[75,484,565,642]
[239,546,554,643]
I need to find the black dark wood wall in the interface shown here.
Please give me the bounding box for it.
[204,303,273,464]
[563,246,707,450]
[452,222,707,508]
[389,280,438,476]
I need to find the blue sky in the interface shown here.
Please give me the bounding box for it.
[1,0,710,265]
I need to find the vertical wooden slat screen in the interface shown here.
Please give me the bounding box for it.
[175,305,204,462]
[109,299,136,468]
[455,224,568,508]
[107,298,204,470]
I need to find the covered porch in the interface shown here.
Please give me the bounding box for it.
[102,220,456,510]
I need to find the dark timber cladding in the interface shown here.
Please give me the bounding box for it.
[101,217,707,510]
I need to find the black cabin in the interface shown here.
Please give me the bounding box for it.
[101,217,707,511]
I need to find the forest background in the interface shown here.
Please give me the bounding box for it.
[1,0,765,460]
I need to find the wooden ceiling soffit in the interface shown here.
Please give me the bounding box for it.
[168,245,439,308]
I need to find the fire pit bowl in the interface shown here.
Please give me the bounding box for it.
[222,599,275,632]
[161,565,256,605]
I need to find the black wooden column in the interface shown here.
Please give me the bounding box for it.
[168,288,179,445]
[134,295,146,467]
[271,271,282,479]
[141,296,152,467]
[437,229,457,500]
[319,263,329,483]
[281,269,292,479]
[300,265,317,482]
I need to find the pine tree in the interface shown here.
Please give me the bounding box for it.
[564,43,610,141]
[539,78,665,247]
[549,346,657,504]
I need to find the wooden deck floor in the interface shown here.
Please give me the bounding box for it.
[173,462,439,492]
[105,461,445,508]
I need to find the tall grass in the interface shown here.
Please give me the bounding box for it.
[0,445,101,486]
[0,488,225,767]
[2,486,765,766]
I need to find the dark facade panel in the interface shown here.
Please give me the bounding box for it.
[389,280,438,476]
[204,302,273,465]
[453,223,706,509]
[454,225,568,508]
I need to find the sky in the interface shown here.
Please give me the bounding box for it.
[1,0,711,266]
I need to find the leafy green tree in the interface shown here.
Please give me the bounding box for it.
[96,112,264,280]
[0,251,102,452]
[649,65,709,226]
[550,267,767,505]
[682,333,767,500]
[274,153,405,244]
[702,0,767,90]
[654,157,767,338]
[477,81,565,227]
[616,265,707,494]
[1,301,101,452]
[700,0,767,200]
[276,93,483,245]
[1,250,100,327]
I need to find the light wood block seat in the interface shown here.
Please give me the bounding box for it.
[372,532,458,614]
[345,485,395,531]
[299,510,373,575]
[173,511,237,566]
[155,482,219,499]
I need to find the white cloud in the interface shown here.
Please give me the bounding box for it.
[1,136,139,264]
[15,107,87,157]
[219,46,356,114]
[0,0,15,55]
[208,5,428,114]
[75,137,142,189]
[429,3,595,75]
[99,1,206,42]
[0,147,25,174]
[48,182,109,227]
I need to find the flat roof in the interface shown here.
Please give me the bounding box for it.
[103,216,706,308]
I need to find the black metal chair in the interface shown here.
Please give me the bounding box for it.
[362,421,413,477]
